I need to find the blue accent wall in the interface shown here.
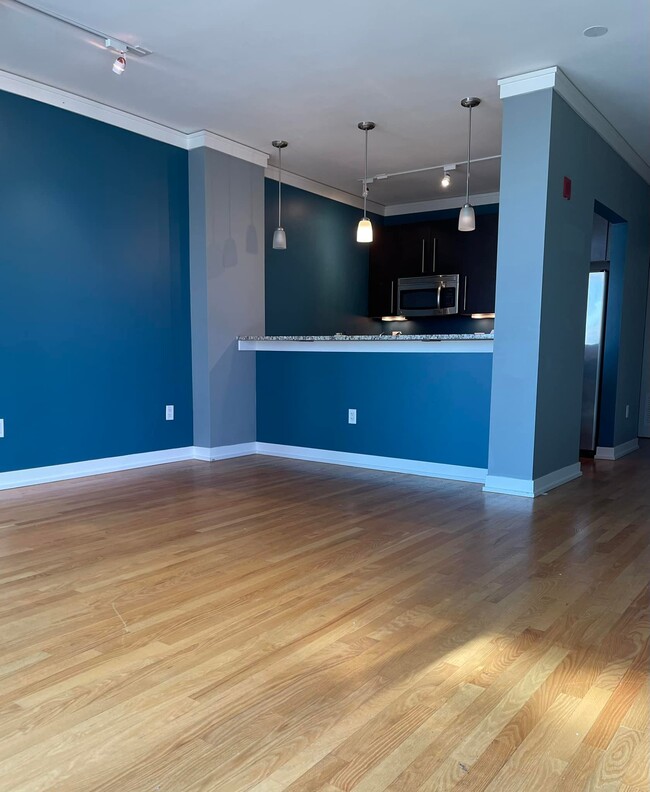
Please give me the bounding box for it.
[0,90,193,473]
[265,180,377,335]
[257,352,492,468]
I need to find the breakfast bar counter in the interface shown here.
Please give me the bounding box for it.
[238,333,494,353]
[238,333,493,477]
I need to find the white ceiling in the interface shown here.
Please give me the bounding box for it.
[1,0,648,205]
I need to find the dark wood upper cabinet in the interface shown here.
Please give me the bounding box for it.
[368,212,498,317]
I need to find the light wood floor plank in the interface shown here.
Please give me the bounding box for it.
[0,447,647,790]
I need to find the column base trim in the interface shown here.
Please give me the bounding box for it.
[483,462,582,498]
[594,439,639,460]
[193,443,257,461]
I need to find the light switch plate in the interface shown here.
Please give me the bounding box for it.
[165,405,174,421]
[348,409,357,425]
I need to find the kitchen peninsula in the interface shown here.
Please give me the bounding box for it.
[239,333,494,483]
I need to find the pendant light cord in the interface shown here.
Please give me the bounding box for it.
[363,129,369,219]
[278,147,282,228]
[466,106,472,204]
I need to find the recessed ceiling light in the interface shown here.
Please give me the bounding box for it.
[583,25,608,37]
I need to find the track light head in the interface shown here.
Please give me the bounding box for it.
[441,171,451,188]
[112,54,127,75]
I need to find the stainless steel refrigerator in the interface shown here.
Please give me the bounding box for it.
[580,270,608,454]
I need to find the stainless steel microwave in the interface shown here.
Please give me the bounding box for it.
[397,274,463,317]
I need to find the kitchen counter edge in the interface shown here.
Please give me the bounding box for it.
[238,334,494,353]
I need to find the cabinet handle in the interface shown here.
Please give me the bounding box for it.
[421,239,425,273]
[432,238,437,273]
[463,275,467,313]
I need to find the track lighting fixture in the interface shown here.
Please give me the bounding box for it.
[112,53,127,75]
[441,163,456,190]
[357,122,375,244]
[11,3,152,66]
[272,140,288,250]
[459,97,481,232]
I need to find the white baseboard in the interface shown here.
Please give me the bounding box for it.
[193,443,257,461]
[1,443,585,496]
[0,447,196,491]
[255,442,487,483]
[483,462,582,498]
[594,438,639,461]
[0,442,260,491]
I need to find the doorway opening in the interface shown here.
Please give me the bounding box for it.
[580,203,627,457]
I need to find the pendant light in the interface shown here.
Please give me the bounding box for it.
[272,140,288,250]
[459,97,480,232]
[356,121,375,243]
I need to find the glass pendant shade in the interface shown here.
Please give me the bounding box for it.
[458,203,475,232]
[356,218,373,243]
[272,140,288,250]
[272,227,287,250]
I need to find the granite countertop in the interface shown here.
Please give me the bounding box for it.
[239,333,494,341]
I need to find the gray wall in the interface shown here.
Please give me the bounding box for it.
[539,94,650,462]
[189,148,265,449]
[640,279,650,438]
[487,90,553,481]
[488,88,650,483]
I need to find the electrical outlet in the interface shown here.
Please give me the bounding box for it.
[348,409,357,425]
[625,404,630,419]
[0,418,4,438]
[165,405,174,421]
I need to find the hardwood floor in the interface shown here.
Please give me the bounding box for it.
[0,447,648,791]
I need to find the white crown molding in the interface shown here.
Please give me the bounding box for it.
[0,67,499,209]
[265,165,385,215]
[187,132,268,168]
[595,438,639,460]
[0,68,188,148]
[483,461,582,498]
[0,68,268,168]
[384,191,500,218]
[498,66,559,99]
[498,66,650,185]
